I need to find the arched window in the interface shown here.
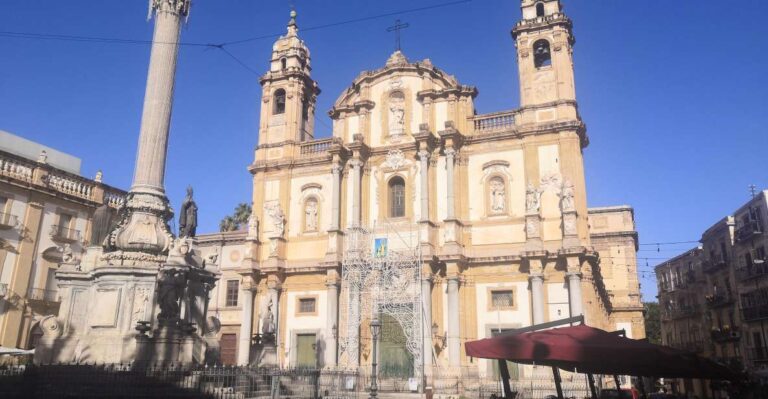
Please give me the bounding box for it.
[280,58,287,70]
[533,39,551,68]
[273,89,286,115]
[388,176,406,218]
[535,2,545,17]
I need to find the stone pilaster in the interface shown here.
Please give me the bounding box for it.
[349,158,363,227]
[446,275,461,368]
[444,148,456,220]
[566,272,583,318]
[421,271,434,378]
[325,271,340,367]
[418,150,430,222]
[237,275,256,365]
[330,161,342,231]
[529,273,545,325]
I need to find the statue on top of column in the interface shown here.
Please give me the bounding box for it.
[179,186,198,238]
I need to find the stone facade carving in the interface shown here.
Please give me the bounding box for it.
[525,218,538,237]
[131,287,151,325]
[261,298,275,334]
[560,179,575,212]
[526,183,541,213]
[247,214,259,239]
[149,0,191,17]
[305,198,318,232]
[388,91,405,136]
[265,202,285,238]
[384,149,406,170]
[489,176,506,213]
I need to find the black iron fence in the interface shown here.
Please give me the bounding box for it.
[0,363,596,399]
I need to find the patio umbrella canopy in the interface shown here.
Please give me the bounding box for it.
[465,324,734,380]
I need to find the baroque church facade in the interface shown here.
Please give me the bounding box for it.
[199,0,644,379]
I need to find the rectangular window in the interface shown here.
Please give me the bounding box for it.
[490,290,514,310]
[225,280,239,307]
[298,297,316,314]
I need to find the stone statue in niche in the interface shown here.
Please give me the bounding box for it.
[304,198,318,232]
[526,183,541,213]
[526,218,538,237]
[560,179,575,212]
[178,186,198,238]
[247,214,259,239]
[489,177,506,213]
[262,298,275,335]
[157,268,187,322]
[388,91,405,136]
[90,203,113,246]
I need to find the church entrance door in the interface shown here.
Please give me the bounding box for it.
[379,314,414,378]
[220,333,237,365]
[296,333,317,368]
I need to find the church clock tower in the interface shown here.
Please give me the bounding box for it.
[512,0,576,109]
[258,11,320,147]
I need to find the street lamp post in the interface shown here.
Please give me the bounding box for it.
[369,318,381,399]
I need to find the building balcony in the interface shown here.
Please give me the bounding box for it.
[714,356,744,371]
[711,327,741,343]
[747,347,768,364]
[0,212,18,229]
[705,293,734,309]
[49,224,81,243]
[702,256,728,273]
[680,340,706,353]
[737,262,768,281]
[741,304,768,322]
[736,220,763,243]
[27,288,59,303]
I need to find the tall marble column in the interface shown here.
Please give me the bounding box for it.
[108,0,190,257]
[444,148,456,220]
[330,162,342,230]
[325,277,339,367]
[446,276,461,368]
[567,272,583,317]
[237,283,254,365]
[349,159,362,227]
[529,274,545,325]
[418,150,430,221]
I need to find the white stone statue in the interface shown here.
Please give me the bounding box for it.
[489,177,506,213]
[266,203,285,238]
[560,179,575,212]
[388,92,405,135]
[262,299,275,335]
[247,214,259,239]
[305,199,318,231]
[525,218,538,237]
[526,183,540,213]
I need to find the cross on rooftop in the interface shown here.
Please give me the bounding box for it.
[386,19,410,51]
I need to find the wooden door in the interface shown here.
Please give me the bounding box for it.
[296,334,317,368]
[220,333,237,365]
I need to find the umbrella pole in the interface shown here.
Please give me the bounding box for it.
[587,373,598,399]
[613,375,622,398]
[498,360,513,398]
[552,366,564,399]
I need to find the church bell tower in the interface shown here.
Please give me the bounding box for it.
[258,11,320,146]
[512,0,576,108]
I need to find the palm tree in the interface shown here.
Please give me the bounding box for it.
[219,215,237,232]
[233,203,252,230]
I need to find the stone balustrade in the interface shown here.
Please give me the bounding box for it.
[0,153,35,182]
[299,137,340,157]
[0,149,126,208]
[470,110,518,134]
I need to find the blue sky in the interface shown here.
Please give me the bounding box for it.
[1,1,767,301]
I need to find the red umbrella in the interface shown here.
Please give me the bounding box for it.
[465,324,735,379]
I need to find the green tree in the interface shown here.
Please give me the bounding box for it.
[644,302,661,344]
[219,203,253,232]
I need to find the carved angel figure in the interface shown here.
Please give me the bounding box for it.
[267,204,285,238]
[388,92,405,135]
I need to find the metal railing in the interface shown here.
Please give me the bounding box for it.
[50,224,81,242]
[711,327,741,342]
[27,288,59,302]
[702,255,728,273]
[0,153,35,182]
[736,220,763,242]
[747,348,768,364]
[705,293,733,308]
[737,262,768,281]
[471,110,517,134]
[741,304,768,322]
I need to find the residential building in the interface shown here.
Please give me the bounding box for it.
[0,131,125,349]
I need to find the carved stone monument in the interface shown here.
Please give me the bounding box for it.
[35,0,218,366]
